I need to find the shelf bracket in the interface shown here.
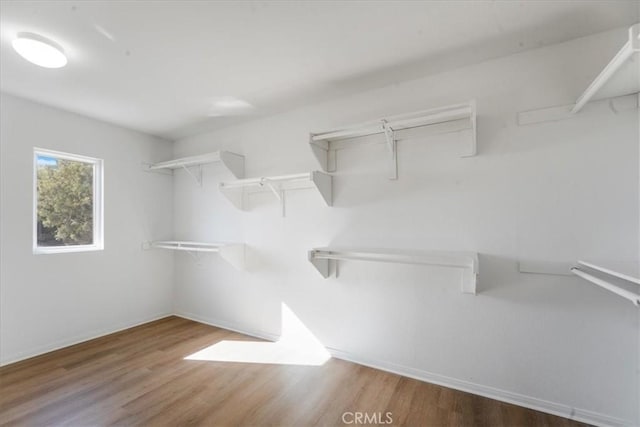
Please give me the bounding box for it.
[308,250,330,278]
[571,23,640,114]
[382,120,398,180]
[630,23,639,53]
[260,178,286,217]
[281,191,286,217]
[181,165,203,186]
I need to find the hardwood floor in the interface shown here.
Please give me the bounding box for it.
[0,316,588,426]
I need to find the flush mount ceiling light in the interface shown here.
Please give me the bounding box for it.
[208,96,254,117]
[12,32,67,68]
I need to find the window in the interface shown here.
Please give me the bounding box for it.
[33,148,103,254]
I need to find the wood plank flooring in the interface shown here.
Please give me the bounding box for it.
[0,316,588,426]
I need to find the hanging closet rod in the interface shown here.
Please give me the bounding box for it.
[577,260,640,285]
[309,249,477,270]
[219,172,313,190]
[571,267,640,306]
[310,102,474,142]
[151,241,223,252]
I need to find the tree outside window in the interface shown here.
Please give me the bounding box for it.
[34,149,103,253]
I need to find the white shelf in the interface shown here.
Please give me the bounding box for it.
[146,151,245,181]
[308,247,478,294]
[309,101,476,179]
[572,260,639,306]
[218,171,332,215]
[572,23,639,113]
[146,241,245,270]
[577,260,639,285]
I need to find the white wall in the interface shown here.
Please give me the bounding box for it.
[172,27,639,426]
[0,93,175,365]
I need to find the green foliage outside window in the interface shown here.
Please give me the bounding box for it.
[37,159,94,246]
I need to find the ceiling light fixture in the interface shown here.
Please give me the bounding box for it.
[12,32,67,68]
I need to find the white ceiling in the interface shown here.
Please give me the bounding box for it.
[1,1,638,140]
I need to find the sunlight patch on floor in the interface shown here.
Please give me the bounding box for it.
[184,303,331,366]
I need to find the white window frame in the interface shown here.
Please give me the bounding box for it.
[33,148,104,254]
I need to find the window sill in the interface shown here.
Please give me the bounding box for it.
[33,245,104,255]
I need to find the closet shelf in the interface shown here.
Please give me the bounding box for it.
[576,260,639,285]
[146,151,245,182]
[572,23,639,113]
[308,247,478,294]
[218,171,332,215]
[309,101,476,180]
[146,241,245,270]
[571,260,639,306]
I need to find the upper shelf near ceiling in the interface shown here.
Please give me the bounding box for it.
[309,101,476,180]
[146,151,245,183]
[572,23,639,113]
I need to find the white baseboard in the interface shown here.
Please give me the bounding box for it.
[170,315,631,427]
[327,347,631,427]
[0,312,173,367]
[1,313,633,427]
[173,311,280,342]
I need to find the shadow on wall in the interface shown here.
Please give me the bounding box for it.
[476,253,520,293]
[478,254,595,310]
